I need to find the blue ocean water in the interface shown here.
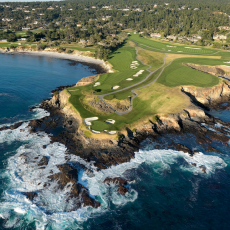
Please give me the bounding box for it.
[0,53,230,230]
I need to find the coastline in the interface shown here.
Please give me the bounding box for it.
[1,49,230,213]
[0,49,114,74]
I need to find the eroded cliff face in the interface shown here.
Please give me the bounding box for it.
[2,75,230,212]
[182,81,230,108]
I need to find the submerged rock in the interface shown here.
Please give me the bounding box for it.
[104,177,128,195]
[23,192,38,201]
[38,156,49,166]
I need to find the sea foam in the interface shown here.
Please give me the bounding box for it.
[0,121,227,229]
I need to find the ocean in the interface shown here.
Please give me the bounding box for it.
[0,53,229,230]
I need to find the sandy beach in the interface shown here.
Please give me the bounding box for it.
[0,49,113,73]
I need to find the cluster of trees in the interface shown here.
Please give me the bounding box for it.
[1,0,230,38]
[1,0,230,53]
[0,30,17,41]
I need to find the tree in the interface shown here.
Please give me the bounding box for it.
[7,33,17,42]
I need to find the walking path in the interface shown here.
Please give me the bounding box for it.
[99,46,170,115]
[99,39,221,115]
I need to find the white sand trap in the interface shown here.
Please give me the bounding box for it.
[84,117,98,126]
[133,70,144,77]
[91,130,100,134]
[167,45,176,48]
[168,50,171,51]
[112,86,120,89]
[224,61,230,63]
[108,131,116,135]
[185,47,201,49]
[177,51,182,52]
[105,119,115,124]
[126,78,133,81]
[93,82,101,87]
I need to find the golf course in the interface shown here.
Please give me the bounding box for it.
[64,33,230,135]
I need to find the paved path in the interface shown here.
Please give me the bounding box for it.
[98,46,170,115]
[98,39,222,115]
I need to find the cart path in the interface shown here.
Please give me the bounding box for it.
[98,46,170,115]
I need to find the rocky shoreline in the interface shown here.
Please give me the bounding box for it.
[1,78,230,212]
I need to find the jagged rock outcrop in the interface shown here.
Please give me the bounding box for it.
[76,75,98,86]
[103,177,128,195]
[182,82,230,108]
[184,63,226,76]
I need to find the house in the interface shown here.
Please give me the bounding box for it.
[218,26,230,30]
[18,38,27,41]
[47,7,54,10]
[92,6,96,9]
[154,4,157,8]
[122,9,129,11]
[150,33,161,38]
[0,40,7,42]
[213,34,227,40]
[22,27,30,30]
[2,18,13,22]
[187,37,199,42]
[167,35,177,40]
[77,24,81,27]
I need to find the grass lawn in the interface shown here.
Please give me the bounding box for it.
[136,47,165,71]
[129,33,216,55]
[66,41,225,133]
[0,43,11,47]
[157,58,220,87]
[91,121,112,131]
[93,45,149,94]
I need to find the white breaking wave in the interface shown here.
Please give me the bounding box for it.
[0,123,227,229]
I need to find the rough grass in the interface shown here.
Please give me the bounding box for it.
[157,58,220,87]
[84,130,92,138]
[67,43,223,132]
[137,47,165,71]
[129,33,216,55]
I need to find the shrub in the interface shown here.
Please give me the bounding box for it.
[58,47,65,53]
[9,45,17,50]
[67,49,73,54]
[37,43,47,50]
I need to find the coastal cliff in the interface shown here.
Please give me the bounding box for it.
[182,81,230,108]
[2,78,230,212]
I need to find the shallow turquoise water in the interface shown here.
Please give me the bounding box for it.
[0,53,230,229]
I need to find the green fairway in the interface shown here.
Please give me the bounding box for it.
[129,33,216,55]
[94,46,149,94]
[0,43,11,47]
[157,58,220,87]
[91,121,112,131]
